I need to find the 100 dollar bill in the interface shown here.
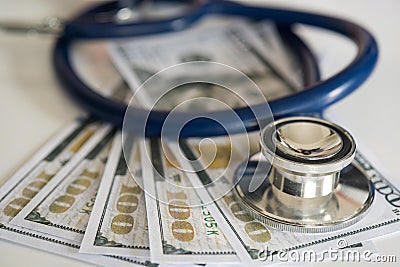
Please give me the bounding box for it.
[11,128,115,241]
[140,138,239,264]
[0,118,151,266]
[110,17,298,110]
[81,133,150,258]
[0,116,100,225]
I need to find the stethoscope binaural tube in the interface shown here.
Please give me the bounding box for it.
[53,0,378,137]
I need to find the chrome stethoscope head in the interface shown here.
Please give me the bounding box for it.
[233,117,375,233]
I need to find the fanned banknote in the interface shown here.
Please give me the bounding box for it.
[0,116,153,266]
[140,138,239,264]
[0,116,101,225]
[109,17,299,108]
[11,128,115,241]
[81,132,150,258]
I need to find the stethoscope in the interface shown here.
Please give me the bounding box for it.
[3,0,378,232]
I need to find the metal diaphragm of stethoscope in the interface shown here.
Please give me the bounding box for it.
[233,117,374,233]
[1,0,378,232]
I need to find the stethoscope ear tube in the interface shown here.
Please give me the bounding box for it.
[54,0,378,137]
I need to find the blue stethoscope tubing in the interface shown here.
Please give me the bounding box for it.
[53,0,378,137]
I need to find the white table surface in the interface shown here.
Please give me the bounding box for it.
[1,0,399,266]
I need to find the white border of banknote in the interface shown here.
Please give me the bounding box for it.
[0,116,90,208]
[140,138,240,264]
[81,132,150,258]
[1,116,102,226]
[166,141,254,263]
[10,124,114,239]
[0,116,152,267]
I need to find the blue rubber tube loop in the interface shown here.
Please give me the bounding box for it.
[53,0,378,137]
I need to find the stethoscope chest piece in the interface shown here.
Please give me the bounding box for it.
[233,117,375,233]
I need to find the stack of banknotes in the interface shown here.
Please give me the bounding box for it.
[1,16,400,267]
